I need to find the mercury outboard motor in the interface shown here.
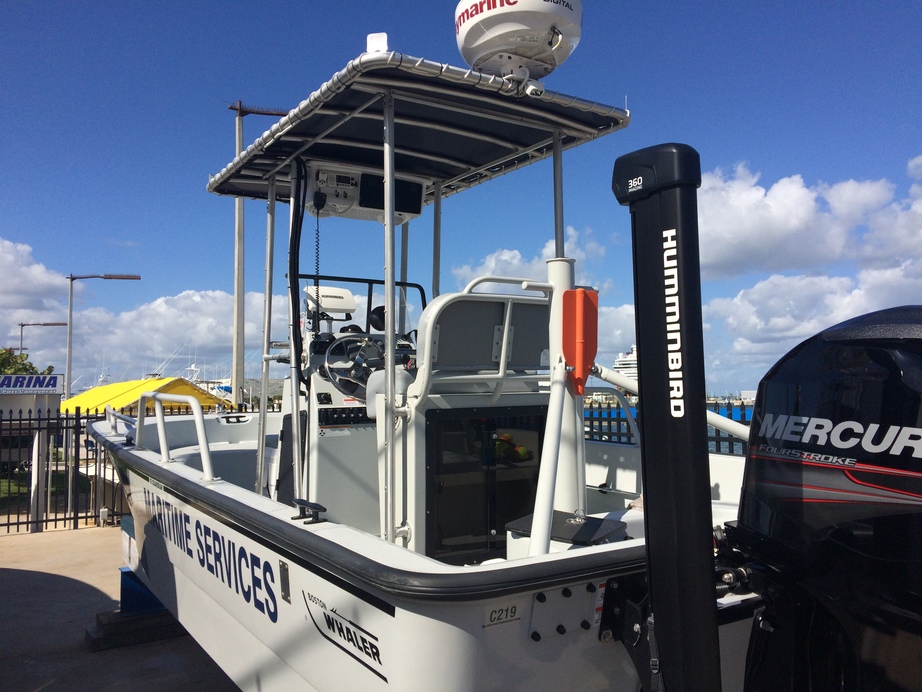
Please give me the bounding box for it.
[726,306,922,691]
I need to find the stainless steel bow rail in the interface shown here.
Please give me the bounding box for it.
[131,393,216,481]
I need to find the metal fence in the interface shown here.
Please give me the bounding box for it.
[584,400,752,456]
[0,407,115,534]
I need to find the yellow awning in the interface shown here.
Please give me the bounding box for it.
[61,377,229,414]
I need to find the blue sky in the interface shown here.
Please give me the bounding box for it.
[2,1,921,395]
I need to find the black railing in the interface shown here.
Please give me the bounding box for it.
[1,407,111,533]
[584,402,636,444]
[584,400,751,456]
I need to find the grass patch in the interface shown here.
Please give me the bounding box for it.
[0,469,91,513]
[0,473,29,512]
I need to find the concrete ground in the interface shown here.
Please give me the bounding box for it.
[0,525,237,691]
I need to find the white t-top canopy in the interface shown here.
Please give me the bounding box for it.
[207,50,629,205]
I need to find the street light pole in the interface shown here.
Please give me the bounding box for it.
[64,274,141,400]
[63,273,140,521]
[19,322,67,356]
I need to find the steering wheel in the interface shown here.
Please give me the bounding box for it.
[323,334,386,400]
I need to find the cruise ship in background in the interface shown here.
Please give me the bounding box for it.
[611,344,638,381]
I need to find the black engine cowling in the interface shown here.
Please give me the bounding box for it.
[727,306,922,691]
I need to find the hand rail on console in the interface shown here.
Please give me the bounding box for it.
[135,392,216,480]
[462,275,552,295]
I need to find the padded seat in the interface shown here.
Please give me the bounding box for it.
[408,289,550,400]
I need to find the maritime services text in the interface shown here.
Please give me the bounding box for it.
[142,487,279,623]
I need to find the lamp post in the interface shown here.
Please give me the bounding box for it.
[64,274,141,400]
[63,273,139,522]
[18,322,67,356]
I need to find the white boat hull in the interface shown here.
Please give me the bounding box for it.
[122,471,649,690]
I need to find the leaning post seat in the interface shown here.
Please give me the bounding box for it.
[406,282,551,401]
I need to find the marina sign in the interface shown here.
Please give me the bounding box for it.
[0,374,63,395]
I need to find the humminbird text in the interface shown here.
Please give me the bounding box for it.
[759,414,922,459]
[663,228,685,417]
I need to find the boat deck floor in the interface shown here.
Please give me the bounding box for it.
[0,525,235,691]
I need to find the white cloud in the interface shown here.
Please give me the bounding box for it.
[451,247,547,288]
[692,159,922,391]
[450,226,606,290]
[851,259,922,307]
[68,291,290,386]
[822,178,894,226]
[596,304,636,367]
[697,165,843,278]
[696,166,915,280]
[702,259,922,390]
[0,238,67,313]
[0,239,70,375]
[705,274,860,345]
[908,155,922,180]
[0,238,288,390]
[858,182,922,266]
[701,273,860,391]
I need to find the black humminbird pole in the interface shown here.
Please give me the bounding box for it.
[612,143,721,691]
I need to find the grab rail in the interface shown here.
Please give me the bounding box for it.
[592,363,751,442]
[104,406,137,436]
[462,275,551,295]
[135,392,216,481]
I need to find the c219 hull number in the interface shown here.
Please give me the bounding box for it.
[483,603,521,629]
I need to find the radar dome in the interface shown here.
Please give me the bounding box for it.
[455,0,582,79]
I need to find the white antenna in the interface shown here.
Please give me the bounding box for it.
[367,32,388,53]
[455,0,582,79]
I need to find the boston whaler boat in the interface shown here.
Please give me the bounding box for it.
[87,3,752,688]
[89,2,922,690]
